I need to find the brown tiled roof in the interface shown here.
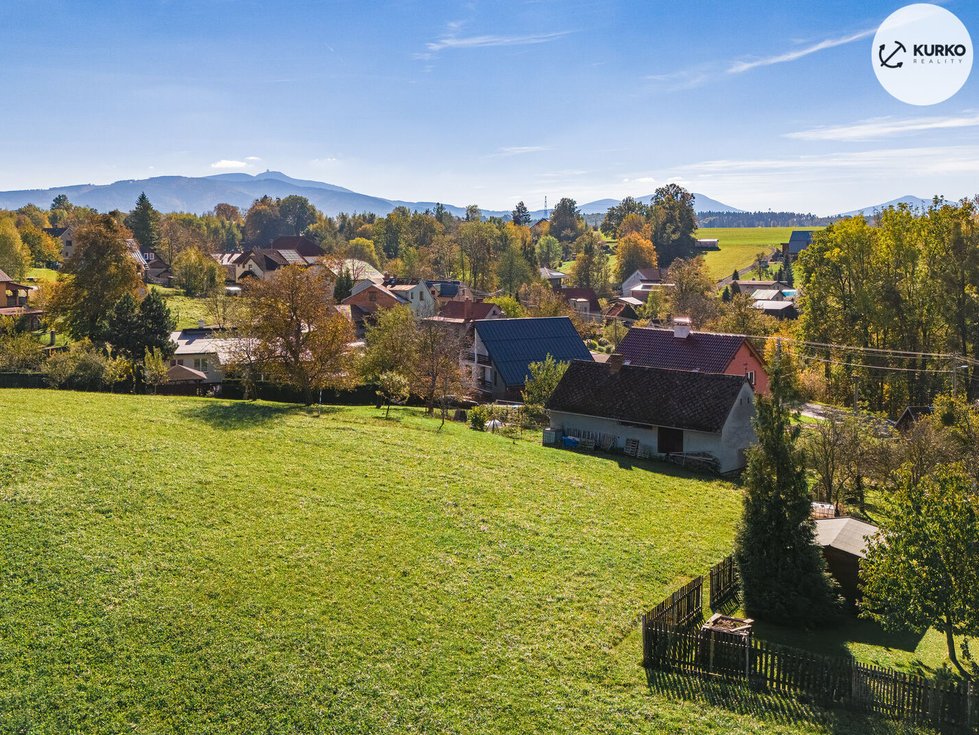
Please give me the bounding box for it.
[616,327,757,374]
[635,267,668,282]
[603,302,639,320]
[269,236,324,257]
[438,301,500,320]
[546,360,748,433]
[556,287,600,312]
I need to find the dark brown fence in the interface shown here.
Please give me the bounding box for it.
[643,577,703,627]
[708,555,738,610]
[643,620,978,731]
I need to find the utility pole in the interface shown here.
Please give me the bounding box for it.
[544,196,548,220]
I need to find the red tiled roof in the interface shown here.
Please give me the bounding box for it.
[269,236,324,257]
[616,327,756,374]
[635,267,668,282]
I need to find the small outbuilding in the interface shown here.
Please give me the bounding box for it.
[814,517,879,607]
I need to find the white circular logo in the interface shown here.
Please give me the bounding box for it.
[873,3,973,105]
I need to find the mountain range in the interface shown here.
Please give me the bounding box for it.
[0,171,742,218]
[0,170,934,220]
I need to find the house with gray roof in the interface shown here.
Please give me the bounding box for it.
[815,517,879,605]
[546,356,756,473]
[467,316,592,400]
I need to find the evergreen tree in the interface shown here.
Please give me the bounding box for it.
[784,256,794,286]
[137,290,177,359]
[511,201,532,227]
[734,356,841,626]
[334,268,354,302]
[104,290,175,360]
[731,268,739,283]
[721,286,731,302]
[124,193,162,251]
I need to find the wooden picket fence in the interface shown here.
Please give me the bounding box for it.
[708,555,738,610]
[642,576,703,628]
[644,622,977,730]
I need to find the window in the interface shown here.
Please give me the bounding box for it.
[194,358,208,372]
[746,370,755,386]
[170,359,177,367]
[369,291,377,302]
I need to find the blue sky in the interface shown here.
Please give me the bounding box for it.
[1,0,977,214]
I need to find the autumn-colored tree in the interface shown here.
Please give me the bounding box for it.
[667,256,718,327]
[710,293,777,336]
[49,215,142,340]
[600,196,650,238]
[213,203,243,224]
[361,305,418,381]
[414,320,467,416]
[615,231,657,284]
[244,265,355,404]
[457,221,496,290]
[0,217,30,280]
[617,212,651,239]
[172,247,223,297]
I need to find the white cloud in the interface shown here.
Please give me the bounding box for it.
[244,156,262,161]
[426,31,571,53]
[727,28,874,74]
[786,113,979,141]
[210,159,248,169]
[495,145,549,156]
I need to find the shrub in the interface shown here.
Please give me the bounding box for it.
[44,339,109,390]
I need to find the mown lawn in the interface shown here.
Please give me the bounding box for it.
[0,391,933,733]
[697,227,823,281]
[150,287,211,329]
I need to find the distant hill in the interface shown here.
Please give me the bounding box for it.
[0,171,744,219]
[838,195,933,218]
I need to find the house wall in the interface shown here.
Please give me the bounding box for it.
[622,270,647,295]
[725,343,770,395]
[404,284,437,317]
[170,351,223,383]
[548,383,756,474]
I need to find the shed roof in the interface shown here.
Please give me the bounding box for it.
[555,287,600,313]
[167,363,208,382]
[473,316,591,387]
[815,518,879,559]
[539,266,567,280]
[546,360,750,434]
[616,327,760,374]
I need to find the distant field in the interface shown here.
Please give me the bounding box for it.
[697,227,822,281]
[0,390,929,734]
[25,267,58,282]
[151,287,210,329]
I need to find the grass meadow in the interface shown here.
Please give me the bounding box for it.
[697,227,823,281]
[0,390,934,733]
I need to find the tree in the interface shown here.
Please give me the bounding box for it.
[615,231,657,284]
[413,321,467,417]
[361,305,418,381]
[734,358,841,626]
[104,290,176,361]
[377,371,411,418]
[861,463,979,677]
[244,195,287,245]
[143,347,169,394]
[456,221,496,290]
[667,256,718,327]
[522,354,568,406]
[124,193,162,251]
[244,265,355,404]
[49,215,142,340]
[650,184,697,266]
[278,195,319,236]
[213,203,242,224]
[333,268,355,302]
[19,223,61,266]
[0,218,30,280]
[549,198,582,242]
[536,234,561,269]
[495,244,533,295]
[172,247,222,297]
[485,295,525,318]
[600,196,650,238]
[710,293,776,336]
[511,201,531,227]
[465,204,481,222]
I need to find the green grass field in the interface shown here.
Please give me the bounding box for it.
[697,227,823,281]
[149,287,211,329]
[0,391,934,733]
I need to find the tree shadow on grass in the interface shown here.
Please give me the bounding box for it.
[180,400,331,429]
[644,668,920,734]
[751,617,925,664]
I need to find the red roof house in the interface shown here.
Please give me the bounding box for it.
[615,322,769,394]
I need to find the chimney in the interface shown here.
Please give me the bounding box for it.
[49,330,56,346]
[673,317,692,339]
[198,319,205,329]
[608,353,625,374]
